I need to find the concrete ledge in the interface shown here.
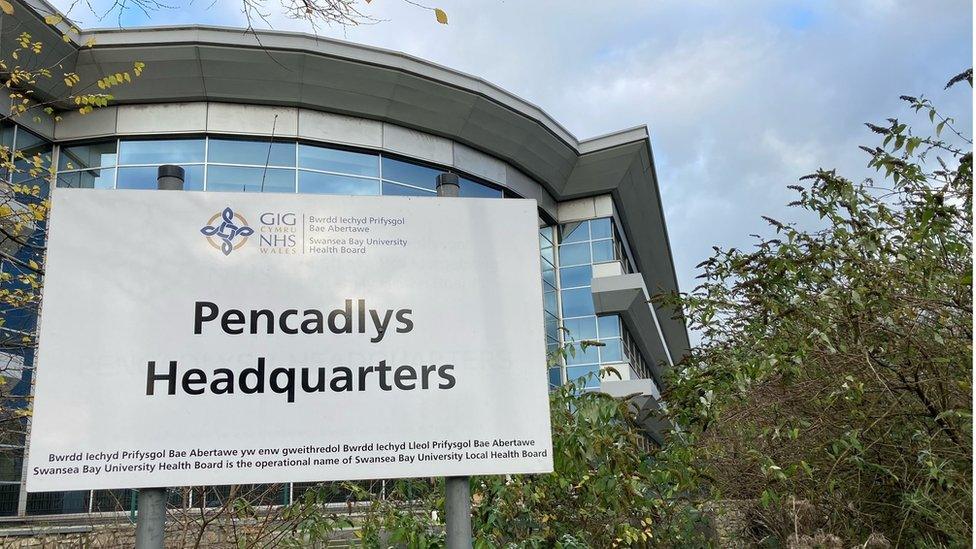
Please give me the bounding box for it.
[600,379,668,444]
[591,272,672,384]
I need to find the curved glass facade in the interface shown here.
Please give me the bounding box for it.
[2,127,660,517]
[554,218,647,390]
[55,136,505,199]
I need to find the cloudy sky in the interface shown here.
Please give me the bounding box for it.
[54,0,974,294]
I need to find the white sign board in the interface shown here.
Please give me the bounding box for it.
[27,189,553,491]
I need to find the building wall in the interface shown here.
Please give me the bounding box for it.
[0,102,670,517]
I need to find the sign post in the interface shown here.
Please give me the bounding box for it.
[435,173,473,549]
[134,165,184,549]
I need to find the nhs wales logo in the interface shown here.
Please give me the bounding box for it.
[201,207,254,256]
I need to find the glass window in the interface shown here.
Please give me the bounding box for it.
[56,168,114,190]
[561,221,589,243]
[118,139,205,165]
[563,316,597,341]
[560,287,594,318]
[299,171,379,196]
[0,123,13,151]
[597,315,621,338]
[11,158,52,188]
[543,290,557,316]
[559,265,592,288]
[548,367,562,388]
[566,343,599,366]
[117,165,204,190]
[539,226,554,245]
[559,242,590,266]
[542,264,556,290]
[591,239,615,263]
[600,338,623,363]
[15,128,49,157]
[566,365,601,388]
[207,166,295,193]
[459,178,503,198]
[545,317,559,341]
[382,182,435,197]
[0,448,22,482]
[299,144,378,176]
[58,142,116,171]
[590,217,612,239]
[540,244,554,267]
[209,139,295,167]
[382,157,440,190]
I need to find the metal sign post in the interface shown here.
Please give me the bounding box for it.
[436,173,473,549]
[134,164,184,549]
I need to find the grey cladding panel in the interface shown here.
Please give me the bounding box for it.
[300,55,399,96]
[612,156,690,358]
[386,74,476,136]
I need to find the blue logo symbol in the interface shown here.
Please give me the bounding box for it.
[201,207,254,256]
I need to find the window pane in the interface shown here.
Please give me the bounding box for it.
[548,367,562,388]
[566,343,599,366]
[382,182,435,197]
[597,315,621,338]
[540,245,554,267]
[600,338,623,363]
[560,221,589,243]
[543,289,557,316]
[0,448,22,483]
[558,242,590,266]
[459,178,502,198]
[561,287,594,318]
[11,157,52,193]
[299,144,378,176]
[118,139,205,165]
[559,265,592,288]
[59,142,116,170]
[0,123,13,150]
[542,264,556,289]
[381,157,440,190]
[15,128,49,156]
[545,317,559,341]
[56,168,114,189]
[591,239,615,263]
[590,217,612,239]
[539,226,554,245]
[299,171,379,196]
[207,166,294,193]
[566,365,600,388]
[209,139,295,167]
[563,316,597,340]
[117,165,204,190]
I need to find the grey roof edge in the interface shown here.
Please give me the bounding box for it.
[578,125,649,153]
[643,136,690,352]
[67,23,651,157]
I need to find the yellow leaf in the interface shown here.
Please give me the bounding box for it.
[434,8,447,24]
[0,0,14,15]
[28,260,38,270]
[44,14,62,25]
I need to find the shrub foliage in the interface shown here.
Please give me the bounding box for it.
[662,73,973,546]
